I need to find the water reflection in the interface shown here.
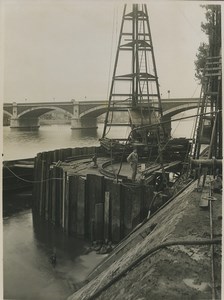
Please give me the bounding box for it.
[32,213,88,261]
[71,127,100,141]
[3,124,103,160]
[3,118,195,161]
[4,208,105,300]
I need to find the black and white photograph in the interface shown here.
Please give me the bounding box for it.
[1,1,222,299]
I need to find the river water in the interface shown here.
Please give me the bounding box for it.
[3,117,195,300]
[3,116,195,161]
[3,124,107,300]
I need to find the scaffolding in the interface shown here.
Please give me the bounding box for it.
[191,7,222,160]
[102,4,163,143]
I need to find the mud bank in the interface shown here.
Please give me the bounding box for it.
[68,179,222,300]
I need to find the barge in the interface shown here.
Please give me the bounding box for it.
[3,158,34,192]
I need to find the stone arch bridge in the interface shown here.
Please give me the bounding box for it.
[3,98,200,129]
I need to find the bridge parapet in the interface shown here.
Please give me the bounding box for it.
[3,98,201,129]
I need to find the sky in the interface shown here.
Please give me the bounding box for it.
[0,1,215,103]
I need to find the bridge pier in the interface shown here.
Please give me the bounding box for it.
[10,117,40,129]
[71,100,98,129]
[71,117,98,129]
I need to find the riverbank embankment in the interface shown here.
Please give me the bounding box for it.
[68,178,222,300]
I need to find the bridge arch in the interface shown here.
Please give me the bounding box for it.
[163,103,199,119]
[80,103,200,119]
[18,106,73,119]
[79,105,108,118]
[3,110,13,118]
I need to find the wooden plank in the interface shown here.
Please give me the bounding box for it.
[59,149,66,161]
[39,159,45,216]
[122,185,133,236]
[76,176,86,237]
[54,149,60,163]
[49,150,55,164]
[95,203,104,241]
[71,148,77,157]
[59,167,64,227]
[104,191,110,241]
[44,152,51,220]
[62,171,65,229]
[121,185,133,238]
[62,172,69,233]
[141,185,154,219]
[32,156,37,207]
[65,173,70,233]
[131,186,142,229]
[68,175,77,235]
[55,166,63,226]
[121,184,143,236]
[111,182,122,242]
[88,147,95,156]
[33,154,41,211]
[63,148,72,161]
[86,174,104,238]
[75,147,82,157]
[51,167,56,224]
[48,168,53,221]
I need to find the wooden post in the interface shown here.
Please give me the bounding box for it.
[105,178,121,243]
[86,174,104,238]
[63,172,69,233]
[141,185,154,219]
[71,148,77,157]
[64,148,72,161]
[48,168,53,221]
[51,166,56,225]
[77,176,86,237]
[54,149,60,163]
[44,152,51,220]
[95,203,104,241]
[104,191,110,241]
[131,185,142,229]
[68,175,77,235]
[39,158,45,216]
[33,153,41,212]
[121,184,133,236]
[62,171,66,230]
[55,166,63,226]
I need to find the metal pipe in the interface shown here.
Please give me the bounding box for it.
[190,158,222,167]
[87,238,221,300]
[209,185,216,300]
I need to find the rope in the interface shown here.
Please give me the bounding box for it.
[4,165,63,183]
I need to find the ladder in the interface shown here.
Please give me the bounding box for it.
[191,55,222,159]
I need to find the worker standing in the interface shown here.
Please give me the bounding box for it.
[127,148,138,182]
[92,154,98,168]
